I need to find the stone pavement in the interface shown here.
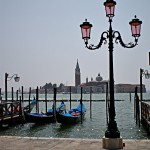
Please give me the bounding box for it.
[0,136,150,150]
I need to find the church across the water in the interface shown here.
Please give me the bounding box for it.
[74,60,108,93]
[75,59,81,87]
[62,60,146,93]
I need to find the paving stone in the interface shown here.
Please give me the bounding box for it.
[0,136,150,150]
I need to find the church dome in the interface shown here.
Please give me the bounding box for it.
[96,73,103,81]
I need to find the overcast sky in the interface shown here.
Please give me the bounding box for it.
[0,0,150,92]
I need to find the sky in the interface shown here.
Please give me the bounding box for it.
[0,0,150,92]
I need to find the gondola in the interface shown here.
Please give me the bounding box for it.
[23,99,55,123]
[56,102,85,124]
[24,101,65,124]
[46,101,66,116]
[24,112,55,123]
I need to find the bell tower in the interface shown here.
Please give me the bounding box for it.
[75,59,81,86]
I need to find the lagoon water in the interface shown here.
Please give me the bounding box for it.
[0,93,150,139]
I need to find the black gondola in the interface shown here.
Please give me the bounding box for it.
[24,101,65,124]
[56,102,86,124]
[24,112,55,123]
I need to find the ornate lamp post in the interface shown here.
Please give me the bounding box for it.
[80,0,142,139]
[5,73,20,102]
[140,69,150,101]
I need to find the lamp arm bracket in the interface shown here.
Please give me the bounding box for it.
[113,31,138,48]
[7,74,17,81]
[85,31,108,50]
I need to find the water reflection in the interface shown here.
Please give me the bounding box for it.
[58,123,75,131]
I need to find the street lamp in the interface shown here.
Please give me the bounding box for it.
[140,69,150,101]
[5,73,20,102]
[80,0,142,140]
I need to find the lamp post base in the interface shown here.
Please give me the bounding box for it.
[105,120,120,138]
[102,136,123,149]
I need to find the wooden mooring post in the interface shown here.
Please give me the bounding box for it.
[36,86,39,113]
[80,87,83,124]
[11,87,14,123]
[129,92,131,102]
[90,87,92,118]
[134,86,140,127]
[53,88,57,122]
[29,87,31,112]
[22,86,24,102]
[16,90,18,101]
[45,88,47,113]
[0,88,1,101]
[70,86,72,109]
[11,87,14,103]
[19,96,23,124]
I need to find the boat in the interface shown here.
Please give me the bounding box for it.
[24,99,55,123]
[46,101,66,115]
[56,102,86,124]
[24,112,55,123]
[24,101,65,124]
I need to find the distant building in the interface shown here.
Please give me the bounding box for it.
[115,84,146,93]
[75,59,81,87]
[62,86,77,94]
[80,73,108,93]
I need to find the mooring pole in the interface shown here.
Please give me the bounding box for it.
[81,87,83,124]
[45,88,47,113]
[12,87,14,103]
[70,86,71,109]
[36,87,37,113]
[11,87,14,118]
[90,87,92,118]
[53,88,57,121]
[36,86,39,113]
[29,87,31,112]
[21,86,24,102]
[134,87,137,120]
[130,92,131,102]
[16,90,18,101]
[19,96,22,118]
[0,88,1,102]
[134,86,140,127]
[37,86,39,113]
[21,86,24,114]
[140,68,143,101]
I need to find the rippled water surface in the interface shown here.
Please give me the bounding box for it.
[0,93,150,139]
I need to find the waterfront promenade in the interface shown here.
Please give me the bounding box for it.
[0,136,150,150]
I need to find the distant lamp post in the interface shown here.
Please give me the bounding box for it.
[80,0,142,141]
[5,73,20,102]
[140,69,150,101]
